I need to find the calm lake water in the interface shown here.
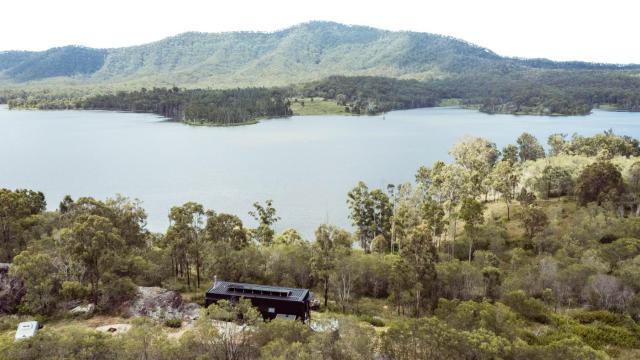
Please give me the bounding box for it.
[1,105,639,237]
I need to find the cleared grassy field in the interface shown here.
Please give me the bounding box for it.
[289,98,350,116]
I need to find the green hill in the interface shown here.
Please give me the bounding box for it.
[2,21,638,89]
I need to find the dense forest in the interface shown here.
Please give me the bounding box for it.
[5,87,292,125]
[300,72,640,116]
[5,70,640,122]
[2,131,640,358]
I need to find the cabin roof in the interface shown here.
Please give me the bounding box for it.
[206,281,309,302]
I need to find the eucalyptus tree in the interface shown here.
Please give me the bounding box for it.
[491,161,520,220]
[428,162,472,258]
[166,202,206,288]
[272,228,304,246]
[459,198,485,263]
[521,206,549,253]
[390,183,424,253]
[62,214,124,304]
[575,161,624,206]
[533,165,574,199]
[547,133,568,156]
[0,188,46,261]
[311,224,352,307]
[501,144,519,165]
[517,132,546,161]
[450,136,500,198]
[205,212,248,250]
[249,199,280,246]
[60,195,148,249]
[399,224,439,315]
[347,182,392,253]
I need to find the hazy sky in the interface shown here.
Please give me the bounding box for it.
[2,0,638,64]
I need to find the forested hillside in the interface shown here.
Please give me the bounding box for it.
[0,46,106,82]
[2,131,640,358]
[1,21,639,88]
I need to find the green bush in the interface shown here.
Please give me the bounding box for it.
[60,281,89,301]
[0,316,24,332]
[253,319,312,347]
[359,315,385,327]
[502,290,550,323]
[514,337,608,360]
[570,309,633,327]
[98,275,138,312]
[569,322,639,349]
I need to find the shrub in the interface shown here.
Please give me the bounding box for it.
[98,275,137,312]
[359,315,385,327]
[514,337,608,360]
[502,290,550,323]
[569,322,639,349]
[570,309,631,327]
[60,281,89,301]
[253,319,312,347]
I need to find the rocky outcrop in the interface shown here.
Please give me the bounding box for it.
[0,263,25,314]
[127,286,200,321]
[69,303,95,315]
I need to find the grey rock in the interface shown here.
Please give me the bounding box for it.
[69,303,95,315]
[127,286,200,321]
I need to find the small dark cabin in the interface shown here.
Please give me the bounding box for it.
[205,281,311,322]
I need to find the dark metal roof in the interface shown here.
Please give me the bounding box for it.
[206,281,310,302]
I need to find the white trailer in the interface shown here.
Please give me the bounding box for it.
[15,321,39,341]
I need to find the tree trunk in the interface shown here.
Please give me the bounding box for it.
[450,219,457,260]
[506,200,511,221]
[196,257,200,289]
[323,277,329,308]
[186,259,191,289]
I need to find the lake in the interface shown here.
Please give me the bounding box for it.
[1,105,639,238]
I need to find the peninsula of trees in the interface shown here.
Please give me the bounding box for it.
[6,87,292,126]
[2,131,640,358]
[5,71,640,124]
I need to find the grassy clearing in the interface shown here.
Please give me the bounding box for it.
[289,97,350,116]
[438,98,463,106]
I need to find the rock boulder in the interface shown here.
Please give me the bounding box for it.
[127,286,200,321]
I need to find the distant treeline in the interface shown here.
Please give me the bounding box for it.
[439,71,640,115]
[5,71,640,121]
[301,72,640,116]
[298,76,441,114]
[7,87,292,125]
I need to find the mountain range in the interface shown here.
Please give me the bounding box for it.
[1,21,639,89]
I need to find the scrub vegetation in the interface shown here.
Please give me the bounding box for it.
[2,131,640,359]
